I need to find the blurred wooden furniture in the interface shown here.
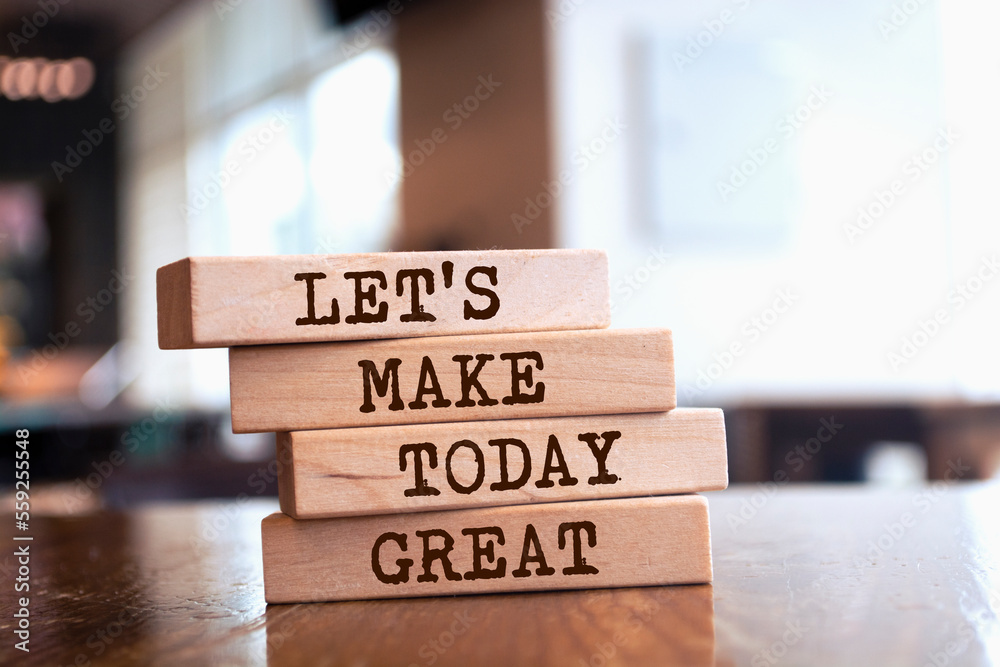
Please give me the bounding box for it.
[2,484,999,666]
[724,404,1000,483]
[396,0,554,252]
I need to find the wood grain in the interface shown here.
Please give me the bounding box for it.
[229,328,674,433]
[9,486,1000,665]
[261,495,712,603]
[156,249,609,349]
[277,408,727,519]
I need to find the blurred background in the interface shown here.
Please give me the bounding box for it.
[1,0,998,510]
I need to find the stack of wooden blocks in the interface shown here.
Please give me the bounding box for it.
[156,249,728,603]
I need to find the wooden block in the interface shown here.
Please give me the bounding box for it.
[230,328,674,433]
[278,408,727,519]
[261,495,712,603]
[156,249,609,349]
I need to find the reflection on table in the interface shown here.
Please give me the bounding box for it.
[1,484,999,666]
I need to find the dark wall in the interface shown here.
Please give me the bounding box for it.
[0,21,119,347]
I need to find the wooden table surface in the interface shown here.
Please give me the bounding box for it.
[2,484,999,666]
